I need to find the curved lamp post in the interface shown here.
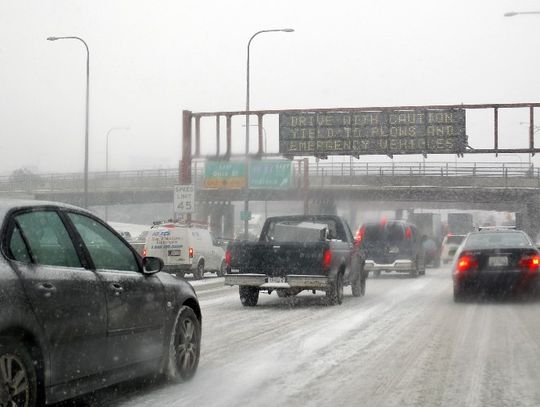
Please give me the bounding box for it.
[47,36,90,208]
[244,28,294,238]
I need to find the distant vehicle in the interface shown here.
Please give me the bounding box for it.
[440,234,466,264]
[225,215,367,306]
[144,221,226,279]
[0,200,201,406]
[408,213,442,267]
[118,230,133,241]
[452,229,540,301]
[447,213,474,235]
[358,219,426,277]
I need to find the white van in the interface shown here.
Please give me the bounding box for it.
[144,221,226,279]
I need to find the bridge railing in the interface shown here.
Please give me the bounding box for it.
[1,161,539,194]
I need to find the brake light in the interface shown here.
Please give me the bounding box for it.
[225,249,232,266]
[322,249,332,271]
[519,255,540,272]
[355,226,365,244]
[456,254,477,274]
[142,247,147,257]
[405,227,412,239]
[189,247,194,258]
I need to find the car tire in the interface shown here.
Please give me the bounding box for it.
[0,336,40,407]
[326,272,344,305]
[194,261,204,280]
[175,271,185,278]
[239,286,259,306]
[351,269,367,297]
[217,260,227,277]
[409,266,419,278]
[417,257,426,276]
[165,306,201,382]
[453,287,467,303]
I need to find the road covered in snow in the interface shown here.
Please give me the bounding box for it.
[61,268,540,407]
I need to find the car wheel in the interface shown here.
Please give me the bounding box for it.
[417,257,426,276]
[351,270,366,297]
[239,286,259,306]
[409,266,419,278]
[175,271,185,278]
[165,306,201,382]
[217,260,227,277]
[194,261,204,280]
[326,272,344,305]
[0,336,40,407]
[453,286,467,303]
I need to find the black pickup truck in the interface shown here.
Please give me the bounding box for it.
[224,215,367,306]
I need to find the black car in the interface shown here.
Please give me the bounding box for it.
[452,229,540,301]
[0,200,201,406]
[357,220,426,277]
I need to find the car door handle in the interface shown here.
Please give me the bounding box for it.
[110,283,124,295]
[36,282,56,297]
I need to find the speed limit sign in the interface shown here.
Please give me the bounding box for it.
[174,184,195,214]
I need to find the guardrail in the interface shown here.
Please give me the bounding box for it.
[1,161,539,194]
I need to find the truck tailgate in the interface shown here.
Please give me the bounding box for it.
[229,241,326,276]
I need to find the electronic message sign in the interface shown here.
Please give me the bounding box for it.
[279,109,467,156]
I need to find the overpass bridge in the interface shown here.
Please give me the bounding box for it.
[2,161,540,236]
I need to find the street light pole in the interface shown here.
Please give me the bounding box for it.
[47,36,90,209]
[244,28,294,238]
[105,127,130,221]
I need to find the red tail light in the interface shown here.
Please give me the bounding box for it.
[322,249,332,271]
[189,247,194,258]
[405,227,412,239]
[519,255,540,272]
[225,249,232,266]
[355,226,365,244]
[456,254,477,274]
[142,247,147,257]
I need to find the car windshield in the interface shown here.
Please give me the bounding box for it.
[464,232,531,249]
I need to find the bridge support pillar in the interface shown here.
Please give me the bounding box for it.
[223,203,235,239]
[194,202,210,224]
[521,200,540,240]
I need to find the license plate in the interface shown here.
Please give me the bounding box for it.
[168,250,181,256]
[489,256,508,267]
[268,276,286,283]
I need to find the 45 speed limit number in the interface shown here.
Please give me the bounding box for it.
[174,184,195,214]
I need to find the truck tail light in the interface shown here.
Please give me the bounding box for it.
[456,253,477,274]
[405,227,412,239]
[189,247,194,258]
[355,226,365,244]
[225,249,232,266]
[322,249,332,271]
[519,255,540,272]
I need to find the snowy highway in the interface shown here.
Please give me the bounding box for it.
[58,268,540,407]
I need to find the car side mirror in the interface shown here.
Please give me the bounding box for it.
[142,256,163,274]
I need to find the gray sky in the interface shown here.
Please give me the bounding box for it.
[1,0,540,175]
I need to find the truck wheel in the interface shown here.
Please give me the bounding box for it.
[239,286,259,306]
[165,306,201,382]
[217,260,227,277]
[351,272,366,297]
[194,261,204,280]
[326,272,344,305]
[0,336,40,407]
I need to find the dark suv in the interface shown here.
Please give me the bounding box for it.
[357,220,426,277]
[0,200,201,406]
